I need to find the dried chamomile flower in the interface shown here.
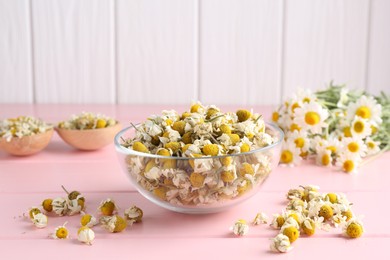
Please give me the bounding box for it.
[80,213,98,227]
[58,112,116,130]
[98,198,118,216]
[270,214,286,229]
[318,203,334,221]
[343,219,364,238]
[231,219,249,236]
[51,222,69,239]
[28,207,42,220]
[124,206,143,223]
[77,226,95,245]
[61,185,85,215]
[301,218,316,236]
[42,199,53,212]
[286,188,303,200]
[0,116,52,141]
[51,197,68,216]
[253,212,268,225]
[270,234,293,253]
[281,225,300,243]
[31,213,48,228]
[100,215,127,233]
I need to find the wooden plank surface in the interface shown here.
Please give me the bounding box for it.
[0,104,389,259]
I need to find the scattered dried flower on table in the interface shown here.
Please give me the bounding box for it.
[270,234,292,253]
[267,185,364,253]
[273,84,390,173]
[41,199,53,213]
[231,219,249,236]
[98,198,118,216]
[51,197,68,216]
[124,206,143,223]
[77,226,95,245]
[253,212,268,225]
[51,222,69,239]
[80,213,98,228]
[31,213,48,228]
[100,215,127,233]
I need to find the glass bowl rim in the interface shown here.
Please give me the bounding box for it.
[114,121,284,160]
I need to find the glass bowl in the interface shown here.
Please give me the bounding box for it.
[114,122,284,214]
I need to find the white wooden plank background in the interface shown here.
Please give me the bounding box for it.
[0,0,389,105]
[200,0,282,105]
[0,0,33,103]
[367,0,390,96]
[31,0,114,103]
[116,0,196,104]
[282,0,370,99]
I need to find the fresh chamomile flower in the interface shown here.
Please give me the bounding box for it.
[315,146,332,167]
[253,212,268,225]
[365,137,380,156]
[343,219,364,238]
[80,213,98,227]
[292,88,317,104]
[31,213,48,228]
[346,95,382,125]
[98,198,118,216]
[51,222,69,239]
[77,226,95,245]
[286,130,310,153]
[124,206,143,223]
[293,101,329,134]
[341,137,367,157]
[100,215,127,233]
[350,116,372,139]
[51,197,68,216]
[336,152,362,174]
[280,140,302,166]
[231,219,249,236]
[270,234,293,253]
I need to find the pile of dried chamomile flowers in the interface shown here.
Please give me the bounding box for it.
[26,186,143,245]
[0,116,53,141]
[230,185,364,253]
[57,112,117,130]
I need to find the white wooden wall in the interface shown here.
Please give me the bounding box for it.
[0,0,389,105]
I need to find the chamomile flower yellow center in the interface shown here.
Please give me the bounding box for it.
[322,154,331,166]
[371,125,377,134]
[326,146,337,154]
[304,112,320,125]
[290,123,301,132]
[272,112,279,122]
[346,222,364,238]
[353,121,364,133]
[55,227,68,239]
[281,150,293,164]
[303,97,311,103]
[343,127,352,137]
[343,160,355,173]
[355,106,371,119]
[294,138,305,148]
[291,103,300,112]
[347,142,359,153]
[367,142,375,149]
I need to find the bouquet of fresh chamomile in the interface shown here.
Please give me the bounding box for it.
[272,82,389,173]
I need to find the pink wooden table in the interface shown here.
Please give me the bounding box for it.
[1,104,389,259]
